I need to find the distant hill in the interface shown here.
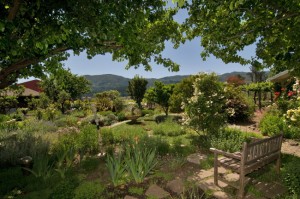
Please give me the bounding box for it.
[84,71,265,96]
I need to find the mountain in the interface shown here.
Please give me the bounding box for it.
[84,72,261,96]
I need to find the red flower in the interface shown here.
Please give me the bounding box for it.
[288,91,295,97]
[275,92,281,96]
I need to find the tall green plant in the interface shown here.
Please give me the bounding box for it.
[124,142,158,183]
[105,154,126,187]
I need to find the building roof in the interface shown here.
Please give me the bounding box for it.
[267,70,290,83]
[18,80,42,92]
[5,88,40,97]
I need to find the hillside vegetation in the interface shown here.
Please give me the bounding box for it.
[85,71,256,96]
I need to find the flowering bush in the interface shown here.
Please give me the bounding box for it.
[183,73,226,135]
[224,85,255,123]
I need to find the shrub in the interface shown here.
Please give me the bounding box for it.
[22,119,58,133]
[102,124,146,144]
[0,119,18,132]
[101,128,114,145]
[209,128,261,152]
[0,114,10,122]
[139,136,170,156]
[282,155,300,196]
[0,132,50,166]
[152,119,185,137]
[77,124,99,154]
[141,109,154,116]
[54,115,79,127]
[259,112,285,136]
[224,85,255,123]
[117,112,126,121]
[49,178,79,199]
[74,181,105,199]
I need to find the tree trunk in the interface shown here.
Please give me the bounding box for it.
[258,89,262,110]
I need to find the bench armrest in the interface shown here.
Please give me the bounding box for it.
[210,148,241,160]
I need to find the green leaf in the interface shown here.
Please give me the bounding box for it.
[229,2,234,10]
[35,42,43,50]
[5,5,9,9]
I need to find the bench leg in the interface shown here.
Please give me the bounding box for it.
[214,152,218,186]
[238,174,245,199]
[276,155,281,174]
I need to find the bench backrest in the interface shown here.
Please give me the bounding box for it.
[243,134,283,165]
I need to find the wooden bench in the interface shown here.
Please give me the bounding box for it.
[210,134,283,198]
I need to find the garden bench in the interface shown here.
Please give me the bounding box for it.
[210,133,283,198]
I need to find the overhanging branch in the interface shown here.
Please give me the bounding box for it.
[7,0,21,22]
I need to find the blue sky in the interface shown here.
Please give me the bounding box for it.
[64,39,255,79]
[63,6,256,79]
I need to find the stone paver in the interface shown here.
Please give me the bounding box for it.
[187,153,207,165]
[253,181,287,199]
[208,167,227,174]
[166,178,184,194]
[196,178,228,192]
[145,184,170,199]
[213,191,231,199]
[124,196,138,199]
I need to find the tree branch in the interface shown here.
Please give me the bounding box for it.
[7,0,21,22]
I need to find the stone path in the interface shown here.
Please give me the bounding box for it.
[124,152,287,199]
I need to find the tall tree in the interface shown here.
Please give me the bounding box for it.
[144,81,174,116]
[127,75,148,109]
[0,0,181,89]
[184,1,300,74]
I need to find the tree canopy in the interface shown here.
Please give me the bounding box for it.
[0,0,181,89]
[184,0,300,74]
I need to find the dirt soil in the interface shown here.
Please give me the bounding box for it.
[230,109,300,157]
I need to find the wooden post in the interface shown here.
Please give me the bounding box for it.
[214,151,218,186]
[238,142,248,199]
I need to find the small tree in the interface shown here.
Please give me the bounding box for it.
[40,68,91,102]
[127,75,148,109]
[57,90,71,114]
[226,75,245,87]
[144,81,174,116]
[183,73,226,135]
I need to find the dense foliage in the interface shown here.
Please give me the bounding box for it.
[184,0,300,75]
[0,0,180,89]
